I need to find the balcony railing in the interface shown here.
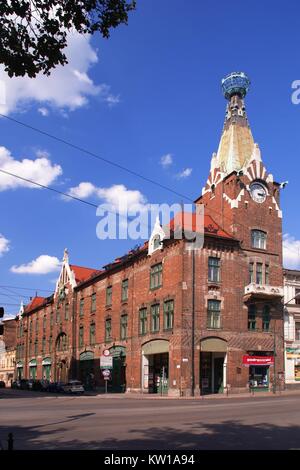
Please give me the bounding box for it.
[244,283,283,300]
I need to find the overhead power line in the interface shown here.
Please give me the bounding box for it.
[0,112,193,202]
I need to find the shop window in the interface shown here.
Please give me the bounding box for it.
[207,300,221,329]
[164,300,174,330]
[91,293,96,313]
[208,257,220,283]
[251,230,267,249]
[139,308,147,335]
[120,314,128,340]
[151,304,160,332]
[121,279,128,302]
[105,318,112,342]
[262,306,270,331]
[106,286,112,306]
[150,263,162,290]
[248,305,256,330]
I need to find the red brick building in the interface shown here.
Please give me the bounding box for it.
[16,72,284,395]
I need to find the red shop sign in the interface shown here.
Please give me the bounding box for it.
[242,355,274,366]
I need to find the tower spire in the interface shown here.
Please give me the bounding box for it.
[216,72,255,175]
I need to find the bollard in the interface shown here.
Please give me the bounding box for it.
[7,432,13,451]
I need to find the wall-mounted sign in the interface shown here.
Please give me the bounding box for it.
[100,355,113,369]
[242,355,274,366]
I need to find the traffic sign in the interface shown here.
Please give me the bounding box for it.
[102,369,111,379]
[103,349,110,357]
[100,355,113,369]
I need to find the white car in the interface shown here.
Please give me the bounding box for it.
[62,380,85,394]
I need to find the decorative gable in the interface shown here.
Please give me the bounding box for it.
[148,216,166,256]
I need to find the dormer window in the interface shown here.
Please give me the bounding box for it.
[153,235,161,251]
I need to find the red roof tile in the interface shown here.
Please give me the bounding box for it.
[70,265,99,283]
[169,212,234,240]
[24,296,46,313]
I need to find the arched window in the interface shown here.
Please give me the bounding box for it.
[56,332,67,351]
[251,230,267,249]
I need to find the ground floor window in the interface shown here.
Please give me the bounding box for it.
[249,366,269,389]
[295,364,300,381]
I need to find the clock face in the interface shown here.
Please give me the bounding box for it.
[250,182,267,203]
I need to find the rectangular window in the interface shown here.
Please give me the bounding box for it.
[79,326,84,348]
[90,323,96,345]
[79,298,84,317]
[34,340,38,356]
[207,300,221,329]
[120,314,128,340]
[251,230,267,249]
[139,308,147,335]
[29,341,32,357]
[249,263,254,284]
[295,289,300,305]
[105,318,112,342]
[262,306,270,331]
[256,263,263,285]
[150,263,163,290]
[65,303,69,320]
[43,316,46,332]
[35,319,39,335]
[50,312,54,329]
[164,300,174,330]
[151,304,160,332]
[29,320,33,337]
[248,305,256,330]
[208,257,220,283]
[42,337,46,354]
[121,279,129,302]
[56,308,60,324]
[265,264,269,285]
[106,286,112,306]
[49,336,52,353]
[91,293,96,313]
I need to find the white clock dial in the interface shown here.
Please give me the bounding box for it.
[250,182,267,203]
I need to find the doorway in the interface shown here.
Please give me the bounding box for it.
[200,352,226,395]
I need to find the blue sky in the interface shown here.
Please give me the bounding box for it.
[1,0,300,316]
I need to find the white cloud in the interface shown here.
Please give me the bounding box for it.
[11,255,61,274]
[38,107,49,117]
[283,234,300,269]
[68,182,147,215]
[0,32,119,115]
[160,153,173,168]
[0,146,62,191]
[0,234,10,256]
[176,167,193,179]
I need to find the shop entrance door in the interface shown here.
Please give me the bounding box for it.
[214,357,224,393]
[200,352,225,394]
[148,352,168,394]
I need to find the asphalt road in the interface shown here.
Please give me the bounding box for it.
[0,389,300,450]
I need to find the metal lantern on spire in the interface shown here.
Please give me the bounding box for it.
[221,72,250,100]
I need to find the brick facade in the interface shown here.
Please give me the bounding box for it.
[16,75,285,395]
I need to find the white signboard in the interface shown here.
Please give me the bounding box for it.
[100,355,113,369]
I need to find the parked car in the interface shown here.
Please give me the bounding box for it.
[40,380,50,392]
[62,380,84,394]
[47,381,65,393]
[11,380,20,389]
[0,381,5,388]
[20,379,29,390]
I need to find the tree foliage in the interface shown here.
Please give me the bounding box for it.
[0,0,136,78]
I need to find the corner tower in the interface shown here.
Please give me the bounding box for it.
[195,72,283,265]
